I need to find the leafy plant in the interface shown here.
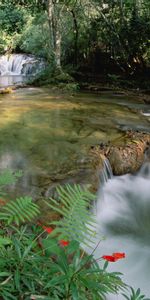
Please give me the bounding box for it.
[0,171,148,299]
[0,169,22,196]
[0,196,40,225]
[0,223,125,300]
[42,238,125,299]
[122,287,150,300]
[0,169,39,225]
[45,184,97,245]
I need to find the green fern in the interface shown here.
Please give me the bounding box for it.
[0,196,40,225]
[45,184,97,245]
[0,169,22,196]
[0,169,22,186]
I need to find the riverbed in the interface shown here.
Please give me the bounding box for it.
[0,87,149,201]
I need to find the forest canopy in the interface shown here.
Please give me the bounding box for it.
[0,0,150,76]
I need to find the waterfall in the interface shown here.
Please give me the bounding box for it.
[91,162,150,299]
[0,54,45,76]
[100,158,113,183]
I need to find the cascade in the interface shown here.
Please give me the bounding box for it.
[0,54,45,76]
[100,158,113,183]
[92,161,150,299]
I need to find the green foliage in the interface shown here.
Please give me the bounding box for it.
[0,225,125,300]
[46,184,96,245]
[122,287,150,300]
[59,82,80,93]
[0,169,22,187]
[0,196,40,225]
[0,0,149,76]
[20,13,51,59]
[0,3,27,34]
[54,72,74,84]
[0,169,22,196]
[0,175,148,299]
[0,169,39,225]
[42,238,124,299]
[107,74,121,83]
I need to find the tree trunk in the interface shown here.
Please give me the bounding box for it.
[55,26,61,70]
[70,9,78,66]
[47,0,62,70]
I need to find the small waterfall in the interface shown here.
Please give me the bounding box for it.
[0,54,45,76]
[91,162,150,299]
[100,158,113,184]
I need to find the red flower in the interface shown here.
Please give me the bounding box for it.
[42,226,53,234]
[37,222,53,234]
[102,252,126,262]
[102,255,117,262]
[59,240,69,247]
[113,252,125,259]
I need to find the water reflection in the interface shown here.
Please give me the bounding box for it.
[0,75,27,87]
[0,87,150,200]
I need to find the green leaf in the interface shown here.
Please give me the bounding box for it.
[14,268,21,291]
[42,238,60,256]
[0,196,40,225]
[70,282,79,300]
[0,237,12,247]
[0,272,11,277]
[46,184,97,246]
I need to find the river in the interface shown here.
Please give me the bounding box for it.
[0,87,149,198]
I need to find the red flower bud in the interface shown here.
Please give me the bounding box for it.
[42,226,53,234]
[37,222,53,234]
[59,240,69,247]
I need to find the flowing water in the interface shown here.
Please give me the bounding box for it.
[92,161,150,299]
[0,87,149,201]
[0,54,45,86]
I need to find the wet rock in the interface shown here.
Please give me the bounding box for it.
[100,131,150,175]
[0,87,13,94]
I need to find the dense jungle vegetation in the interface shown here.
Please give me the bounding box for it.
[0,0,150,87]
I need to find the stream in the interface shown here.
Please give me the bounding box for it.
[0,58,150,298]
[0,87,150,201]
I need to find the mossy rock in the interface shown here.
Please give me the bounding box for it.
[0,87,13,94]
[54,72,74,83]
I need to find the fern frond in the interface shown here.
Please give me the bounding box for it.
[0,170,22,187]
[0,169,22,196]
[0,196,40,225]
[45,184,97,245]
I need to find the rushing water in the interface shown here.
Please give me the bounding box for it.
[92,162,150,299]
[0,54,45,86]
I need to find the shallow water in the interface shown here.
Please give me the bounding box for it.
[0,75,26,86]
[0,87,149,199]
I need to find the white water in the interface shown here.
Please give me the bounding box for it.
[0,54,45,86]
[100,158,113,183]
[0,54,44,75]
[93,162,150,299]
